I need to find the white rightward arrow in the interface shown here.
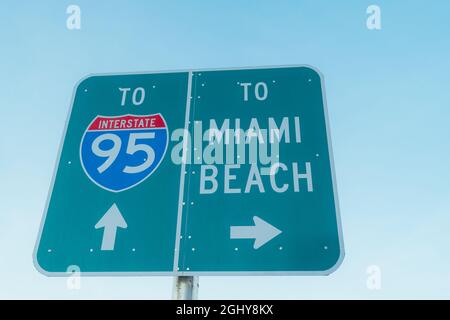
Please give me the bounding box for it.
[230,216,282,249]
[95,203,127,251]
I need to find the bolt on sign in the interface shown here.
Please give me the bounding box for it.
[34,65,344,276]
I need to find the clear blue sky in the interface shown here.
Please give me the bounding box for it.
[1,0,450,299]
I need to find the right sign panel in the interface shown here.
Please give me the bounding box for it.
[178,66,344,274]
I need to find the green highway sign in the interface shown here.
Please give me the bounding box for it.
[34,65,344,276]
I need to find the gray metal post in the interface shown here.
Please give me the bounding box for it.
[172,276,199,300]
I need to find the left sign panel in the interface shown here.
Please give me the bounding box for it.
[34,72,189,275]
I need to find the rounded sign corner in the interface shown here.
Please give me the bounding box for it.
[322,247,345,276]
[32,250,55,277]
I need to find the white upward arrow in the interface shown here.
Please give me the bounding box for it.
[230,216,282,249]
[95,203,127,251]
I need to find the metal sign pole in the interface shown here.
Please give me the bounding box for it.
[172,276,199,300]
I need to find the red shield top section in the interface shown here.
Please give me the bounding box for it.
[87,114,166,131]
